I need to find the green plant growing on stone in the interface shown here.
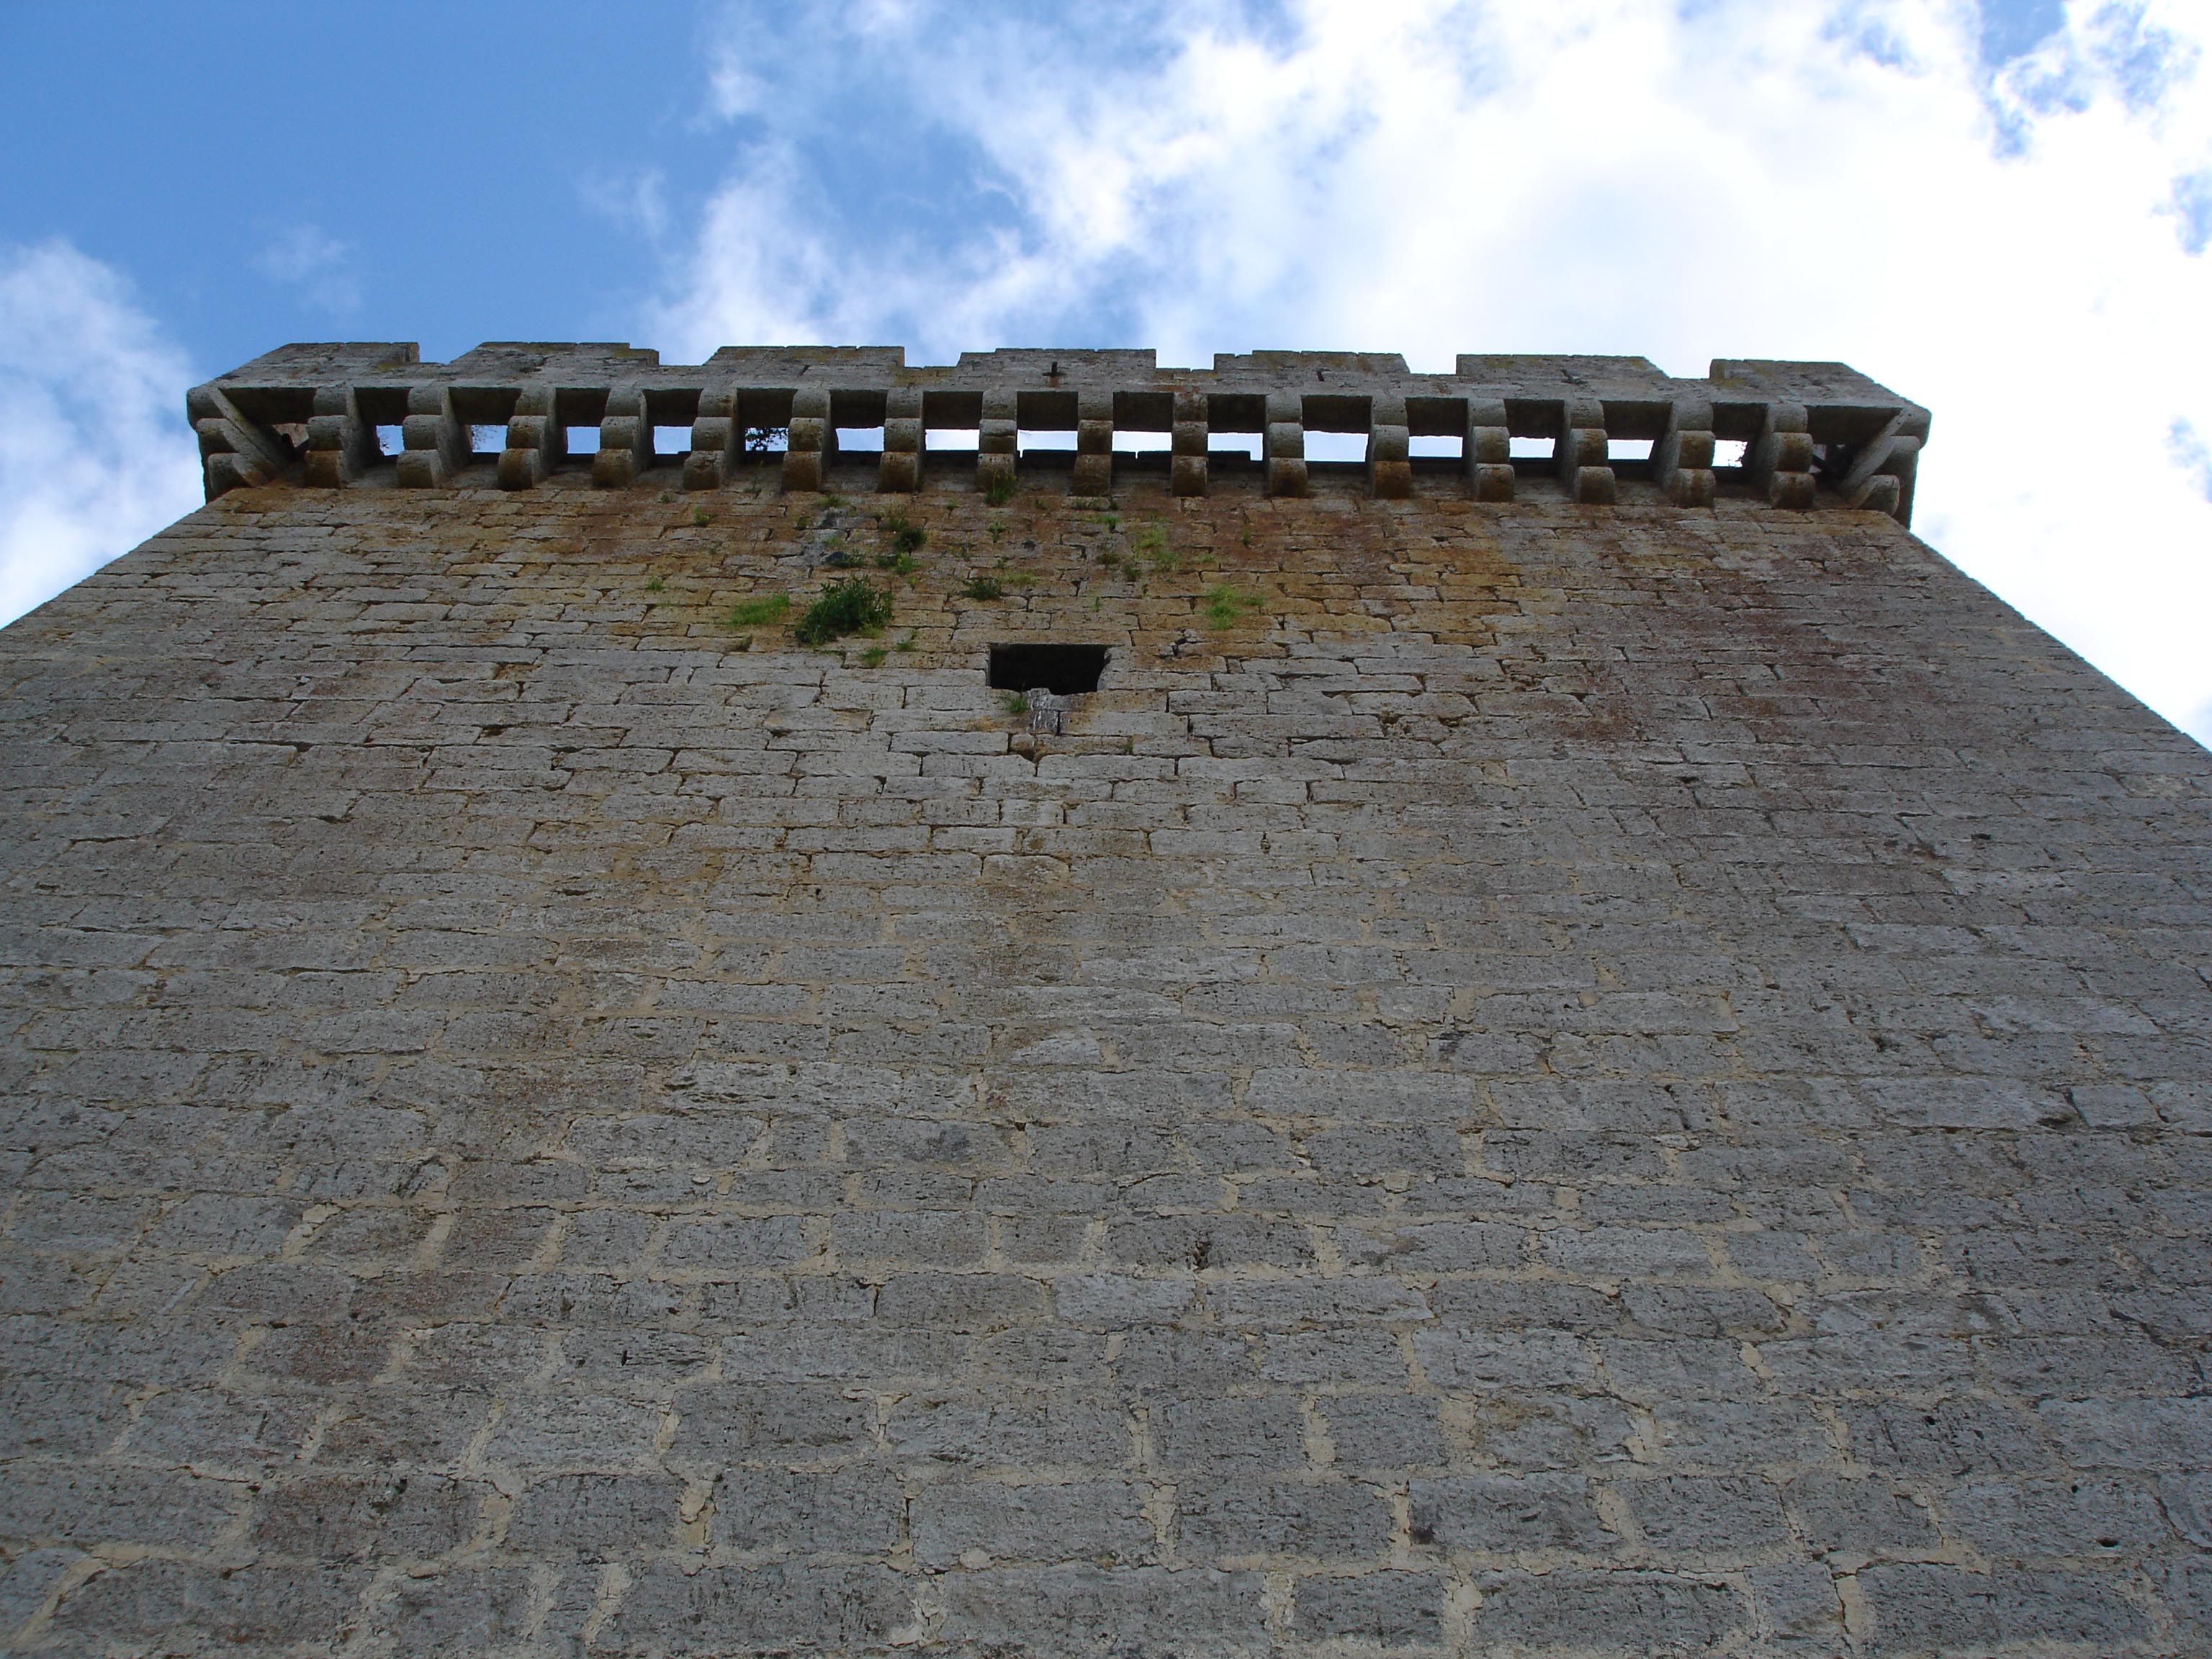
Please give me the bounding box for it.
[691,508,712,526]
[859,646,888,667]
[728,593,791,629]
[645,577,665,593]
[1202,584,1262,630]
[873,549,920,578]
[1136,524,1176,572]
[983,474,1017,507]
[894,631,917,652]
[879,509,927,555]
[793,575,894,647]
[961,575,1006,601]
[987,516,1010,543]
[1002,691,1029,715]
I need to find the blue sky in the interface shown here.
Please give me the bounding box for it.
[4,0,2208,739]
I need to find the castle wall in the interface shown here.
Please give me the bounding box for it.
[1,459,2208,1656]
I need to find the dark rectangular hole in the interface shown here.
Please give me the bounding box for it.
[989,643,1108,696]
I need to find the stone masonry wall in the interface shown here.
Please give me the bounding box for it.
[1,463,2209,1657]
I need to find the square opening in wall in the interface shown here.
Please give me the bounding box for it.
[376,425,405,457]
[469,425,505,455]
[989,643,1109,696]
[654,426,691,456]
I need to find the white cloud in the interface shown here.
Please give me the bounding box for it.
[0,240,204,625]
[662,0,2212,744]
[580,166,675,248]
[252,222,360,315]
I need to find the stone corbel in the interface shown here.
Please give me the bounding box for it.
[1835,408,1926,524]
[1749,401,1816,508]
[1369,395,1413,500]
[397,385,468,488]
[1072,392,1113,496]
[978,390,1017,498]
[1171,390,1208,497]
[1467,398,1514,502]
[498,387,565,490]
[1653,397,1717,508]
[881,387,924,494]
[1558,397,1614,505]
[593,389,653,489]
[302,385,376,488]
[783,387,832,493]
[683,390,738,491]
[189,384,292,500]
[1265,392,1307,498]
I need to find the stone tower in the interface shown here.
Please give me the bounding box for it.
[1,343,2207,1657]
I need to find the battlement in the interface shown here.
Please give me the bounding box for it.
[189,342,1930,523]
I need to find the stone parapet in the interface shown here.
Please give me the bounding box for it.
[190,343,1930,523]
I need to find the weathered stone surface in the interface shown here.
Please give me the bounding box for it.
[2,393,2208,1655]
